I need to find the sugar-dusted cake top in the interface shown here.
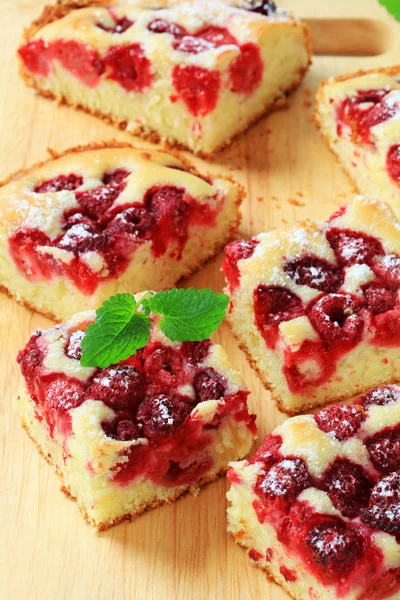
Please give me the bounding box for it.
[229,384,400,595]
[0,143,232,295]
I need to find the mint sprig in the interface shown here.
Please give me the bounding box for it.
[80,288,229,369]
[80,294,151,368]
[379,0,400,20]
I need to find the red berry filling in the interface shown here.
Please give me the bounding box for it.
[87,365,146,411]
[366,425,400,473]
[102,417,140,442]
[180,340,212,365]
[253,285,304,349]
[10,168,220,294]
[314,403,366,441]
[387,144,400,187]
[363,283,398,315]
[65,330,85,360]
[172,65,220,117]
[51,39,104,87]
[305,520,365,578]
[336,89,393,145]
[284,255,343,293]
[326,228,384,267]
[97,16,134,34]
[222,239,259,291]
[249,434,283,469]
[373,254,400,286]
[34,174,83,193]
[321,459,372,518]
[18,40,51,77]
[363,385,400,407]
[136,392,193,441]
[229,43,263,94]
[103,43,153,92]
[308,293,364,346]
[174,26,238,54]
[361,472,400,536]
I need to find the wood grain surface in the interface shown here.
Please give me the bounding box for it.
[2,1,400,599]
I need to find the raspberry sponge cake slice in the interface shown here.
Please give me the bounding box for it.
[18,0,311,156]
[16,289,257,530]
[222,195,400,414]
[0,142,243,321]
[227,385,400,600]
[315,66,400,217]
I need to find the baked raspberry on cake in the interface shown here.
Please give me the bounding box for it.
[18,0,311,156]
[16,302,256,530]
[222,195,400,414]
[227,385,400,600]
[315,66,400,217]
[0,142,242,321]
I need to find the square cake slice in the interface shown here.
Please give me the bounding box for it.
[227,385,400,600]
[16,298,257,530]
[222,195,400,414]
[0,142,242,321]
[315,66,400,217]
[18,0,311,156]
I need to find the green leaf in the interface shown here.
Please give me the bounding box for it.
[149,288,229,342]
[80,294,151,368]
[379,0,400,20]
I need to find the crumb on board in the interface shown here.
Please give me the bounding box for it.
[281,218,288,224]
[296,191,304,197]
[257,196,263,202]
[304,88,312,97]
[288,197,306,207]
[304,101,312,108]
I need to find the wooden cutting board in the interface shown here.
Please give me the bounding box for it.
[2,1,400,599]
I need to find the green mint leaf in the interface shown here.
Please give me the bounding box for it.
[379,0,400,20]
[149,288,229,342]
[80,294,151,368]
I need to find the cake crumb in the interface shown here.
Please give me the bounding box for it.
[288,197,306,207]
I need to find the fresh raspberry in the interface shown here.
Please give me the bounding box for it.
[229,43,263,94]
[387,144,400,186]
[362,385,400,407]
[172,65,220,116]
[51,39,104,87]
[366,426,400,473]
[102,169,131,186]
[255,458,309,509]
[284,255,343,293]
[253,285,304,348]
[363,283,397,315]
[197,26,238,47]
[194,368,226,402]
[58,223,107,253]
[147,19,187,37]
[326,228,384,266]
[136,393,192,440]
[65,330,85,360]
[104,43,153,92]
[308,293,364,346]
[102,417,140,441]
[97,16,133,34]
[245,0,277,14]
[144,186,190,256]
[180,340,211,365]
[315,403,366,441]
[34,174,83,193]
[18,40,51,77]
[87,365,145,412]
[143,346,184,388]
[306,520,364,576]
[372,254,400,286]
[44,376,86,412]
[249,434,282,468]
[361,472,400,535]
[222,239,259,290]
[322,459,372,518]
